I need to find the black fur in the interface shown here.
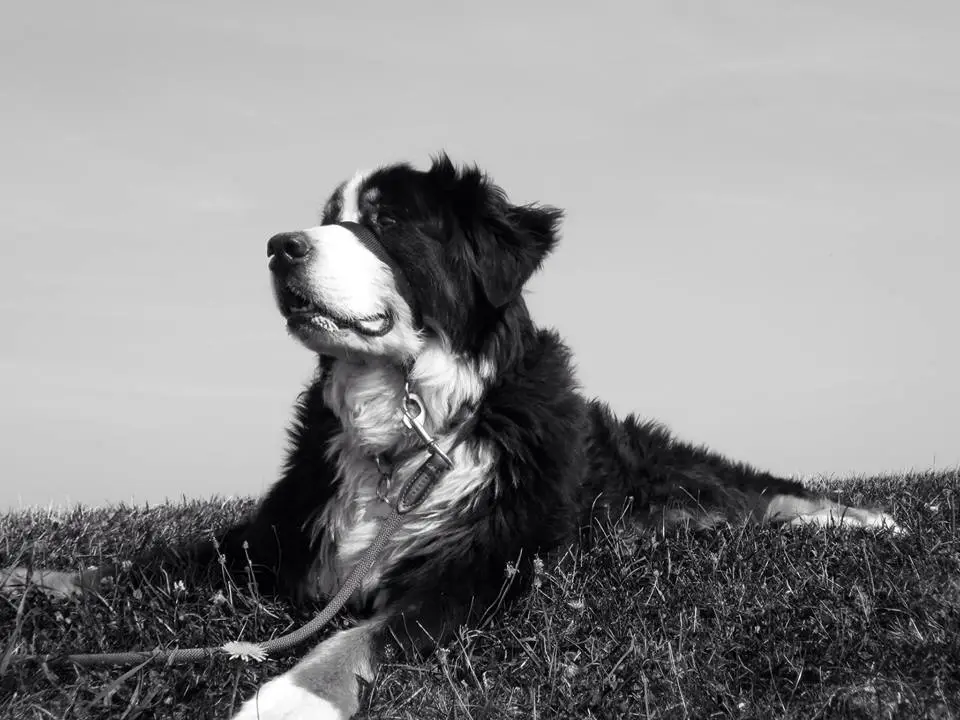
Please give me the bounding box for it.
[214,153,819,659]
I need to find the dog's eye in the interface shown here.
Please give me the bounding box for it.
[377,212,397,228]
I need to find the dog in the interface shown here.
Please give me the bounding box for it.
[2,154,901,719]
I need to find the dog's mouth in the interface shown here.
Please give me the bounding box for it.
[278,285,394,338]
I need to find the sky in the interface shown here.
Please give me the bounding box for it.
[1,1,958,508]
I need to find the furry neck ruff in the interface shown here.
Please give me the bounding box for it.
[311,337,496,604]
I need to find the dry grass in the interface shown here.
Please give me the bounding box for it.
[1,471,958,719]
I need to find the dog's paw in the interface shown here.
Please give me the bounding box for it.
[789,507,907,535]
[231,675,342,720]
[0,567,84,599]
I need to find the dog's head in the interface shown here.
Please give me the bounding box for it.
[267,154,563,361]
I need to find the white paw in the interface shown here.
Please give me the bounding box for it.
[231,675,342,720]
[0,567,83,599]
[866,510,907,534]
[789,508,906,535]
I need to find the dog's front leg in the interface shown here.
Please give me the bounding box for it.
[231,619,382,720]
[0,564,108,598]
[0,529,230,600]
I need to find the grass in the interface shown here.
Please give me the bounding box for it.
[1,471,958,720]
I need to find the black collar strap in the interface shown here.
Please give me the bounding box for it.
[338,221,420,324]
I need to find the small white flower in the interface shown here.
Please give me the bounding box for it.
[120,560,133,572]
[504,562,518,579]
[211,590,228,606]
[173,580,186,594]
[221,641,268,662]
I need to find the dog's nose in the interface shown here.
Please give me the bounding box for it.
[267,232,312,264]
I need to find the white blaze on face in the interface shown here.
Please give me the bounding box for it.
[301,224,394,318]
[338,170,369,222]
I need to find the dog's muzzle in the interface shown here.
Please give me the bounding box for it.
[266,222,420,325]
[337,222,419,322]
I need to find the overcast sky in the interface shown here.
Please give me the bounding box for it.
[1,1,958,508]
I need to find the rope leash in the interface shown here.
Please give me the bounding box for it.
[8,388,473,670]
[15,509,405,668]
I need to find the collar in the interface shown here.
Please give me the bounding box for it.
[375,384,479,513]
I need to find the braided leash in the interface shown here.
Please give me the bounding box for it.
[15,509,405,668]
[9,389,472,670]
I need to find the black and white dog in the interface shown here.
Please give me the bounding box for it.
[4,154,901,719]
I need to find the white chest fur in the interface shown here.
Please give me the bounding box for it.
[311,341,496,604]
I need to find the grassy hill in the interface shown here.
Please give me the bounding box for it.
[1,471,958,719]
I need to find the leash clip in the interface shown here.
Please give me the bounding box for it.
[398,387,453,470]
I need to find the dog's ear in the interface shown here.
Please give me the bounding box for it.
[477,203,564,308]
[426,153,564,308]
